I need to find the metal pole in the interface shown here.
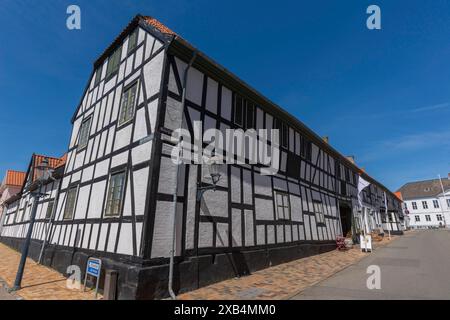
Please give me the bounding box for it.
[438,174,448,228]
[11,190,40,291]
[384,192,391,240]
[0,204,6,236]
[168,51,197,300]
[37,179,60,264]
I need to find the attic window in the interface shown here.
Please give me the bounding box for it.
[78,116,92,150]
[128,28,138,53]
[105,45,122,79]
[234,95,243,126]
[94,64,102,86]
[424,187,431,192]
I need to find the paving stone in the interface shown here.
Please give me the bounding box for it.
[0,243,102,300]
[178,236,399,300]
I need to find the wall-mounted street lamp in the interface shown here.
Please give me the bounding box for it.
[11,157,53,291]
[196,156,222,201]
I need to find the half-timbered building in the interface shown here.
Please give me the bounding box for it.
[0,154,65,260]
[0,15,403,299]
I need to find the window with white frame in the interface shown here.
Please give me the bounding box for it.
[422,201,428,209]
[433,199,439,208]
[313,200,325,224]
[118,82,138,126]
[78,116,92,150]
[275,191,290,220]
[447,199,450,208]
[412,202,417,210]
[104,171,126,217]
[94,65,102,86]
[45,200,54,219]
[415,215,420,222]
[105,45,122,79]
[437,214,443,221]
[127,28,138,53]
[63,187,78,220]
[425,215,431,222]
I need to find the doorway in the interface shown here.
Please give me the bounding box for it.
[339,203,352,237]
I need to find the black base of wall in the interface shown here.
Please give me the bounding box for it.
[389,230,404,235]
[0,237,335,299]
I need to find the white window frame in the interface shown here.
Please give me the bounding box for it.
[275,191,290,220]
[104,171,127,218]
[77,116,92,150]
[118,82,138,126]
[63,186,78,220]
[313,200,325,224]
[433,199,439,209]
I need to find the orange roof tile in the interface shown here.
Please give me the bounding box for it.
[394,191,403,201]
[32,154,66,182]
[142,16,176,36]
[3,170,26,187]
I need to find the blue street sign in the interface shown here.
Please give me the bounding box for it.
[87,258,101,277]
[84,257,102,297]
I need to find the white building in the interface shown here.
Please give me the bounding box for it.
[397,176,450,229]
[0,15,403,299]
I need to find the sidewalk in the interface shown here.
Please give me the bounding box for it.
[178,235,399,300]
[0,243,101,300]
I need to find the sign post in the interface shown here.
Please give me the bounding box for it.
[360,234,372,252]
[84,257,102,298]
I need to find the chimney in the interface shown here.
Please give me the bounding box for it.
[448,173,450,180]
[322,136,329,144]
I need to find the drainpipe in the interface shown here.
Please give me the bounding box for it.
[168,50,197,300]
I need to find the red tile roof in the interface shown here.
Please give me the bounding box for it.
[2,170,26,187]
[142,16,176,36]
[32,154,66,182]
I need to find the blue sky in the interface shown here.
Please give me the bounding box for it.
[1,0,450,191]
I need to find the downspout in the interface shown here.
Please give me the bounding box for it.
[168,50,197,300]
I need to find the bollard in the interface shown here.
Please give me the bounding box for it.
[103,269,118,300]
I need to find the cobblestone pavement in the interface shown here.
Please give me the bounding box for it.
[0,243,101,300]
[178,235,400,300]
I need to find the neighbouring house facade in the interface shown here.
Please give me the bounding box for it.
[0,154,65,259]
[0,15,403,299]
[0,170,26,233]
[397,176,450,229]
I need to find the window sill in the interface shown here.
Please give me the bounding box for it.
[77,144,88,153]
[117,118,133,130]
[104,71,118,84]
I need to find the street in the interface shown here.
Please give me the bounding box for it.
[292,230,450,300]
